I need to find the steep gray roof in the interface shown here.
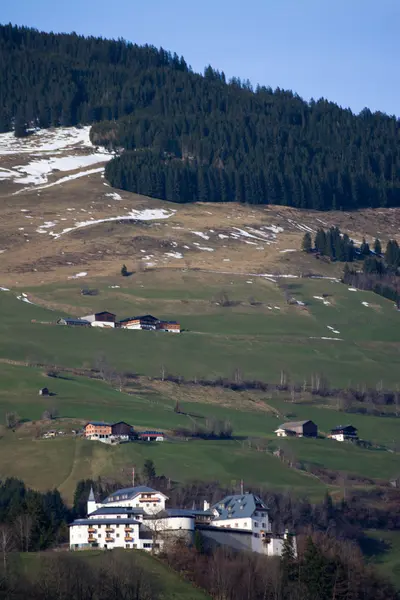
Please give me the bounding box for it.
[278,420,312,430]
[69,518,140,527]
[104,486,168,503]
[211,493,268,520]
[88,486,95,502]
[90,507,144,516]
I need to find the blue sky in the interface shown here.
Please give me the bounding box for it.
[2,0,398,116]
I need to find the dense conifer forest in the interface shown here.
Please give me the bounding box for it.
[1,23,400,210]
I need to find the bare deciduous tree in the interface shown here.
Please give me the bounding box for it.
[0,525,14,577]
[5,411,19,429]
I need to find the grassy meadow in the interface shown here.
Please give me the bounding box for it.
[0,269,399,502]
[0,269,398,387]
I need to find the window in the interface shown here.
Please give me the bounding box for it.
[254,533,259,538]
[116,534,120,538]
[143,543,152,548]
[125,544,130,549]
[235,523,238,527]
[262,522,266,528]
[254,522,259,527]
[254,511,258,516]
[117,516,121,519]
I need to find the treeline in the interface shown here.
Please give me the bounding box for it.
[2,25,400,210]
[165,533,398,600]
[0,23,188,133]
[0,551,158,600]
[0,478,70,552]
[0,532,397,600]
[303,228,400,268]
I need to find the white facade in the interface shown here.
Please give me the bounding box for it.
[99,490,167,513]
[212,511,270,534]
[120,322,142,330]
[90,321,115,328]
[275,428,288,437]
[69,487,295,558]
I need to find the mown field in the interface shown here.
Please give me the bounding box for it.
[0,352,399,502]
[0,269,399,387]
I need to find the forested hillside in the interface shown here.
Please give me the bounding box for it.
[1,23,400,210]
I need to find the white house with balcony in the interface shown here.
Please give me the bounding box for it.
[69,486,295,557]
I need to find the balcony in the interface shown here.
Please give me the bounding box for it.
[125,526,133,532]
[125,537,134,542]
[139,497,159,502]
[105,537,114,543]
[105,527,114,532]
[88,536,96,543]
[88,527,96,533]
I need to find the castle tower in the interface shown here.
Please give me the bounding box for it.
[87,486,97,515]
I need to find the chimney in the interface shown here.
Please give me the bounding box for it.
[203,500,210,511]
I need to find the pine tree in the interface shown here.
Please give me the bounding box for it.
[121,264,128,277]
[360,238,370,257]
[374,238,382,255]
[302,232,312,253]
[314,229,327,254]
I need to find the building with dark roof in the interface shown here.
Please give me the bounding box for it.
[329,425,358,442]
[275,420,317,438]
[69,486,296,557]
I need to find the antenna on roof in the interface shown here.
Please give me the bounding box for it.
[240,479,244,495]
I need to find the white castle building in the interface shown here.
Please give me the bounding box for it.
[69,485,296,556]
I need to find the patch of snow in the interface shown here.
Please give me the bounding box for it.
[14,168,105,194]
[165,252,183,259]
[313,296,325,300]
[348,288,357,292]
[106,192,122,201]
[218,234,229,239]
[223,259,230,262]
[310,337,343,341]
[16,292,35,305]
[0,287,10,291]
[50,208,176,239]
[362,301,370,307]
[280,249,296,253]
[195,246,214,252]
[274,306,281,310]
[191,231,210,240]
[246,280,253,284]
[263,225,284,234]
[68,272,88,279]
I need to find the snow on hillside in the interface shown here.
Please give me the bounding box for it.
[0,126,92,155]
[0,126,113,187]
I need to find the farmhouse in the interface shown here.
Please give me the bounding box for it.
[69,486,296,557]
[138,430,165,442]
[158,321,181,333]
[329,425,358,442]
[81,311,116,328]
[119,314,181,333]
[119,314,159,330]
[84,421,134,441]
[275,420,318,438]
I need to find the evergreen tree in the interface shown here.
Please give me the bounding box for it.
[360,238,370,257]
[374,238,382,255]
[314,229,327,254]
[385,240,400,269]
[143,459,156,481]
[194,529,204,554]
[121,264,128,277]
[2,24,400,210]
[302,232,312,253]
